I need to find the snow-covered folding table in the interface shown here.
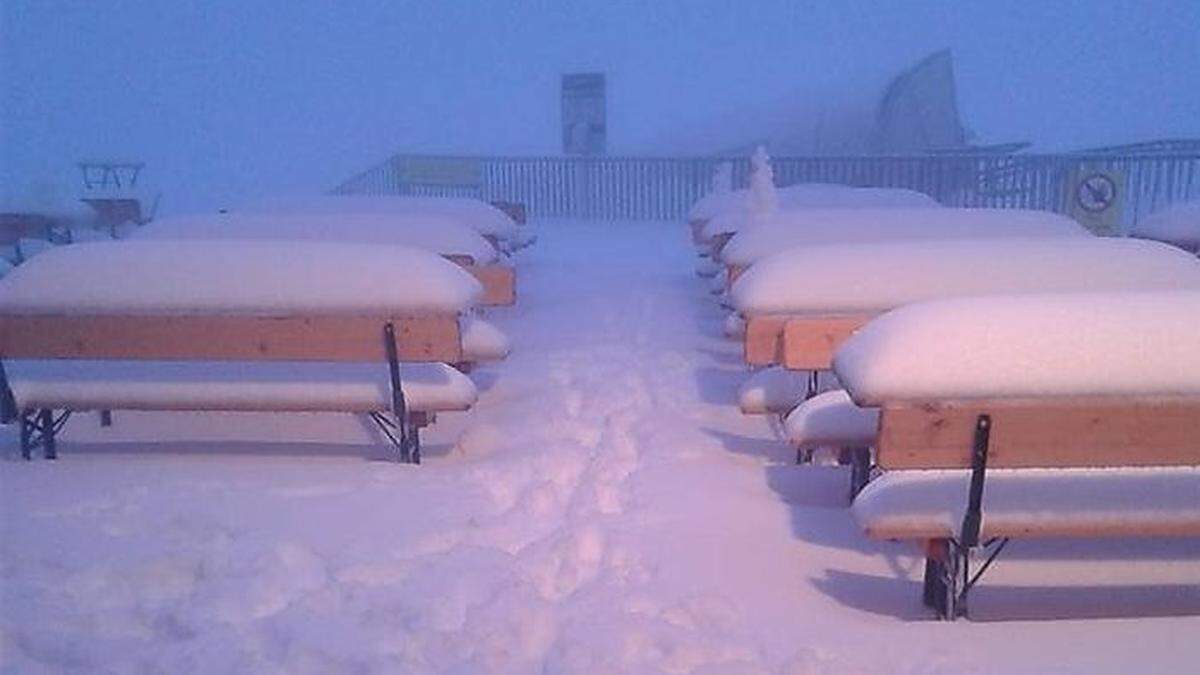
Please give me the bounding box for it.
[137,212,518,307]
[0,240,491,463]
[835,290,1200,619]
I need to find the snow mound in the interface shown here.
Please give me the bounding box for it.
[461,317,511,362]
[834,290,1200,404]
[1131,200,1200,250]
[0,241,481,315]
[239,195,520,240]
[733,237,1200,315]
[136,212,498,264]
[853,467,1200,539]
[784,389,878,447]
[6,360,477,413]
[720,208,1088,267]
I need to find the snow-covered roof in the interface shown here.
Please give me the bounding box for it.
[701,186,940,238]
[0,240,481,315]
[720,208,1088,267]
[834,290,1200,404]
[732,238,1200,315]
[1131,200,1200,249]
[239,195,520,239]
[134,212,498,264]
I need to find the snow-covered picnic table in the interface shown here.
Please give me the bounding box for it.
[718,207,1088,272]
[0,240,495,462]
[236,194,533,252]
[135,212,517,306]
[696,185,940,244]
[833,290,1200,618]
[733,237,1200,372]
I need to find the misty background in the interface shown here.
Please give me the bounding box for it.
[3,0,1198,215]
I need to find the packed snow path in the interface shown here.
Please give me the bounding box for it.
[3,220,1200,673]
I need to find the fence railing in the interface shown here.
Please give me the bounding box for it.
[334,151,1200,226]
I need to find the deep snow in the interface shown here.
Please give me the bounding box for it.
[3,221,1200,673]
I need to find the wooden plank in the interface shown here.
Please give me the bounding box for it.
[876,398,1200,470]
[467,264,516,306]
[0,314,462,362]
[743,315,787,366]
[780,315,872,371]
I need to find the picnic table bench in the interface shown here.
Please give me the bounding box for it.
[0,240,491,463]
[835,291,1200,619]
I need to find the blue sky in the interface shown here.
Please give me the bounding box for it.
[3,0,1198,213]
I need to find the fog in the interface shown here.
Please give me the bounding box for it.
[3,0,1198,213]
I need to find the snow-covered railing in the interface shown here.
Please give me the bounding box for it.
[333,150,1200,225]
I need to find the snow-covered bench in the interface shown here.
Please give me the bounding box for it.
[836,291,1200,619]
[0,240,491,463]
[137,212,517,307]
[718,207,1088,290]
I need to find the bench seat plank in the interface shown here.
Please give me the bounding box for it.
[853,467,1200,540]
[6,360,477,414]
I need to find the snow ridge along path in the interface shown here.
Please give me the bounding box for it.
[3,220,1200,673]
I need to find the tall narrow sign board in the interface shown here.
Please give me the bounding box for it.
[562,73,606,156]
